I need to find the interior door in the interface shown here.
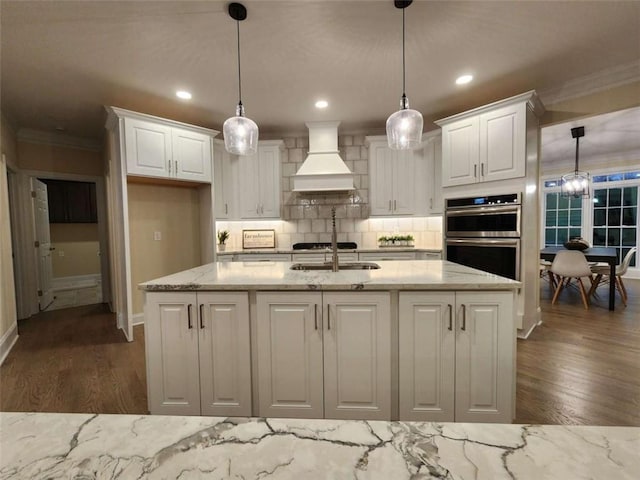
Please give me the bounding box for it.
[32,178,54,310]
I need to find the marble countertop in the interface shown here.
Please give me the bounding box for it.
[1,413,637,479]
[140,260,520,292]
[218,247,442,255]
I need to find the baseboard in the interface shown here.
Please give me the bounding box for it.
[517,311,541,340]
[0,322,19,366]
[131,313,145,326]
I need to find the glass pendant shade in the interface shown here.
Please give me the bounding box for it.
[223,103,258,156]
[386,95,423,150]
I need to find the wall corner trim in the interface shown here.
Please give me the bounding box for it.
[0,322,19,366]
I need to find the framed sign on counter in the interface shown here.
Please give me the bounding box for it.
[242,229,276,249]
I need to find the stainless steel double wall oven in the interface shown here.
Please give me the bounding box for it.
[445,193,521,280]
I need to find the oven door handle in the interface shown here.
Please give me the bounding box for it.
[446,205,520,216]
[446,238,520,247]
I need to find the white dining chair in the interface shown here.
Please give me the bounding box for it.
[590,247,637,306]
[550,250,593,309]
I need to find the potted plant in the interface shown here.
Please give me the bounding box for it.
[217,230,230,251]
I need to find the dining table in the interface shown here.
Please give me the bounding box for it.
[540,246,618,311]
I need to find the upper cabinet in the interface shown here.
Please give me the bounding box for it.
[238,140,282,219]
[437,91,543,188]
[423,133,443,215]
[111,108,217,184]
[367,136,428,216]
[213,140,238,219]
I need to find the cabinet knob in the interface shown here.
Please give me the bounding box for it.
[327,304,331,330]
[448,304,453,331]
[481,163,485,177]
[394,199,397,211]
[474,164,477,178]
[187,304,193,329]
[461,304,466,331]
[389,200,392,211]
[199,304,205,329]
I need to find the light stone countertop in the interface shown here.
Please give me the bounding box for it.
[217,247,442,255]
[1,412,638,479]
[139,260,520,292]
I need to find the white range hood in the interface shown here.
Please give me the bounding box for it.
[292,121,355,192]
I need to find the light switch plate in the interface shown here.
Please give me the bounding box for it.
[153,231,162,241]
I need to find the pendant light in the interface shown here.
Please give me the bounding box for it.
[561,126,590,198]
[223,2,258,156]
[386,0,423,150]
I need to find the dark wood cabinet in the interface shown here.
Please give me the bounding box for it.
[43,179,97,223]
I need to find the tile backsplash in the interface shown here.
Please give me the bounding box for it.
[216,134,443,250]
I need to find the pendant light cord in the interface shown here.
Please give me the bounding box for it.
[575,136,580,173]
[402,5,406,98]
[236,18,242,106]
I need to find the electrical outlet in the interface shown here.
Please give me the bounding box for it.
[58,250,65,257]
[153,231,162,241]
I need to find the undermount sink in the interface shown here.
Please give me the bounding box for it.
[290,262,380,271]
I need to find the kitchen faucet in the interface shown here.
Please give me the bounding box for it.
[331,206,339,272]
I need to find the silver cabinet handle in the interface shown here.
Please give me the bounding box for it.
[327,304,331,330]
[389,200,392,211]
[225,203,228,214]
[481,163,485,177]
[175,160,178,174]
[199,304,204,329]
[187,304,193,329]
[474,164,477,178]
[168,159,172,174]
[314,304,318,330]
[461,304,466,331]
[430,198,433,210]
[448,304,453,331]
[394,199,397,211]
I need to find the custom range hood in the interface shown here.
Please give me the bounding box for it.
[292,121,355,192]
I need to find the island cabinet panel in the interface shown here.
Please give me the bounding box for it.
[399,293,455,422]
[256,291,391,420]
[256,293,324,419]
[323,292,391,420]
[399,291,514,423]
[145,292,251,416]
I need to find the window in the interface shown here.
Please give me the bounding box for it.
[593,186,638,266]
[544,192,582,247]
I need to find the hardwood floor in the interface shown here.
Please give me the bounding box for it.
[1,280,639,425]
[0,303,147,414]
[515,277,640,426]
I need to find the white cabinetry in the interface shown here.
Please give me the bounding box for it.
[256,291,391,420]
[367,137,427,216]
[424,133,443,214]
[437,92,539,188]
[399,291,514,423]
[239,141,282,219]
[359,251,416,261]
[145,291,251,416]
[124,117,212,183]
[213,139,238,219]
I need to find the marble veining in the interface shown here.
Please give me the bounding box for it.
[1,413,638,479]
[140,260,520,292]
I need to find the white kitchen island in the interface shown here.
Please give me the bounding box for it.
[2,412,638,480]
[140,260,520,423]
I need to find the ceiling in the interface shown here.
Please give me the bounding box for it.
[1,1,640,145]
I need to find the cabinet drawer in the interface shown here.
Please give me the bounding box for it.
[359,252,416,261]
[234,253,291,262]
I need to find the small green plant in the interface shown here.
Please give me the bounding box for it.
[217,229,230,245]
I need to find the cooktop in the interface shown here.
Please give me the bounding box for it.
[292,242,357,250]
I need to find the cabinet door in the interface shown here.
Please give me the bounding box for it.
[124,118,172,178]
[238,152,262,218]
[455,291,514,423]
[393,149,416,215]
[399,293,455,421]
[144,292,200,415]
[479,103,526,183]
[257,144,281,218]
[441,117,479,187]
[369,143,395,216]
[198,292,251,416]
[256,292,324,418]
[213,142,236,219]
[323,292,391,420]
[429,135,443,214]
[172,128,212,183]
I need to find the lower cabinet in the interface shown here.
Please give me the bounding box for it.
[256,291,391,420]
[399,291,514,423]
[144,291,251,416]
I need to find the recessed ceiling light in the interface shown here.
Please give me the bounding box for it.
[455,74,473,85]
[315,100,329,109]
[176,90,192,100]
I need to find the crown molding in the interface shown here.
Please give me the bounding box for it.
[539,60,640,107]
[16,128,102,152]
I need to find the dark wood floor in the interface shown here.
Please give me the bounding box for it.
[1,280,639,425]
